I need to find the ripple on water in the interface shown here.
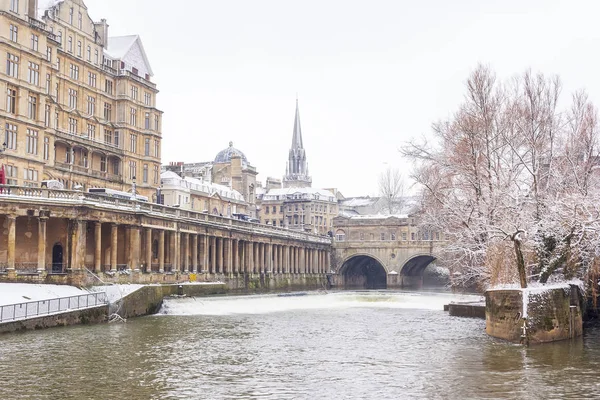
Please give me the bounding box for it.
[1,291,599,400]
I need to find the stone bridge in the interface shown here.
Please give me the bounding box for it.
[330,215,445,289]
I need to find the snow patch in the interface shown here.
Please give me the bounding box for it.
[88,284,145,304]
[0,283,87,306]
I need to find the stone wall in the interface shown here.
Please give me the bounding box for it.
[485,285,583,345]
[0,305,108,334]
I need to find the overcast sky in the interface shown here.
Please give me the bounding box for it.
[85,0,600,197]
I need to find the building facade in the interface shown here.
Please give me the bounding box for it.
[160,170,249,216]
[163,142,258,217]
[0,0,162,198]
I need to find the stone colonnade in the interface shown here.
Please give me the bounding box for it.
[1,214,331,277]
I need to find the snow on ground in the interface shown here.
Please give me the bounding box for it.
[88,284,145,303]
[0,283,87,307]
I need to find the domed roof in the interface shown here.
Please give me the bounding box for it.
[214,141,248,164]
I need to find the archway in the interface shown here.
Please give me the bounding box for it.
[400,255,437,288]
[341,255,387,289]
[52,243,63,273]
[401,255,437,276]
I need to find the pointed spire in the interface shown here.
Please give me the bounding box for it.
[283,97,312,188]
[292,97,303,149]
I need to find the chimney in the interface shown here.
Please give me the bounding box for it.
[28,0,38,19]
[94,19,109,47]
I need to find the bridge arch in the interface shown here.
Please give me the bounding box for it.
[339,254,387,289]
[400,254,437,277]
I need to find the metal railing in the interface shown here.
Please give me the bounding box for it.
[0,292,107,324]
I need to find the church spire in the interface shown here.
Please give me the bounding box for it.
[291,97,303,150]
[283,98,312,188]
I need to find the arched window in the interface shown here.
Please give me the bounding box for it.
[335,229,346,242]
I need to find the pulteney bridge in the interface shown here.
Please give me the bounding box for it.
[329,215,444,289]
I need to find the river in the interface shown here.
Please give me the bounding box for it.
[1,290,600,399]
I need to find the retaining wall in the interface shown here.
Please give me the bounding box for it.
[0,305,108,334]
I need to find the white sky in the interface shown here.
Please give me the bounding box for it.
[84,0,600,197]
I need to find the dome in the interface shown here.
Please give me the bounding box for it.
[214,141,248,164]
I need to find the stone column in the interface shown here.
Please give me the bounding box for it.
[248,242,254,274]
[203,235,209,273]
[227,238,233,275]
[265,243,273,273]
[159,230,165,273]
[239,240,245,274]
[232,239,239,273]
[168,231,176,272]
[278,245,283,274]
[294,247,299,274]
[128,227,140,271]
[183,233,190,273]
[175,231,181,272]
[254,242,259,274]
[210,236,217,274]
[38,216,48,273]
[217,237,224,274]
[6,215,16,271]
[314,250,321,274]
[69,220,87,270]
[258,243,264,274]
[110,224,118,271]
[192,234,198,273]
[93,222,101,273]
[145,227,152,273]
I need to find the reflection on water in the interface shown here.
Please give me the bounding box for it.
[1,291,600,399]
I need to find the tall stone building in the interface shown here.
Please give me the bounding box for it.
[0,0,162,198]
[257,100,337,235]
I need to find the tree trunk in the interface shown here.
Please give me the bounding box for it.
[513,237,528,288]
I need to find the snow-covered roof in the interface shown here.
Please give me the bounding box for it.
[37,0,63,19]
[262,187,336,202]
[160,172,244,202]
[105,35,138,59]
[340,197,378,207]
[105,35,154,77]
[161,170,180,180]
[342,214,409,220]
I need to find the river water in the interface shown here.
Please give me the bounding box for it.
[1,290,600,399]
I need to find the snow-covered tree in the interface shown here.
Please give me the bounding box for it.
[403,65,600,290]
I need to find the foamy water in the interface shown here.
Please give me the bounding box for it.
[159,290,483,316]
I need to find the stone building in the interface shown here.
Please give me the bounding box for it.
[258,186,338,234]
[160,170,248,216]
[256,100,338,234]
[163,142,259,217]
[0,0,162,198]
